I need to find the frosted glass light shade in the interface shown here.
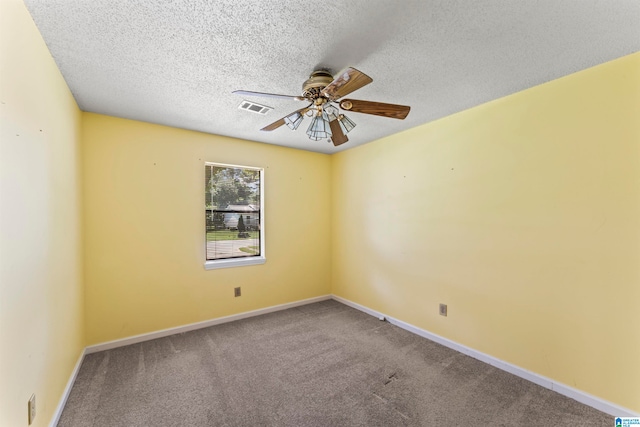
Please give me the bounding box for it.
[284,111,303,130]
[306,111,332,141]
[324,104,339,121]
[338,114,356,133]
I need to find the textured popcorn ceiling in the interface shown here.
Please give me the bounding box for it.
[24,1,640,154]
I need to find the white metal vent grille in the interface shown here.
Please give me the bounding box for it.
[238,101,272,115]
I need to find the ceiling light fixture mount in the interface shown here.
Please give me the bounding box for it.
[233,67,410,147]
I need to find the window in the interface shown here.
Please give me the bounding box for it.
[204,163,265,269]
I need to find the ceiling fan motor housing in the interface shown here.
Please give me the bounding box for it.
[302,70,333,99]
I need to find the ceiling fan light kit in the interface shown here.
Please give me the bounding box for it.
[233,67,410,147]
[284,111,304,130]
[306,111,332,141]
[338,114,356,134]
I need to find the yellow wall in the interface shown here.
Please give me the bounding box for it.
[0,0,85,426]
[82,114,332,344]
[331,53,640,412]
[2,0,637,420]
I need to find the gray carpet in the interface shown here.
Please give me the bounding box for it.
[58,300,611,426]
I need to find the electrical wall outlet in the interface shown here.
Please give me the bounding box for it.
[28,394,36,425]
[439,303,448,317]
[234,287,241,297]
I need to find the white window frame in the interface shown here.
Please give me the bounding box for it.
[204,162,265,270]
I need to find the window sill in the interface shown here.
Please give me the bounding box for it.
[204,256,266,270]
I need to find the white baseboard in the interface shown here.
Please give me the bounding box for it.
[49,348,86,427]
[331,294,639,418]
[85,294,332,354]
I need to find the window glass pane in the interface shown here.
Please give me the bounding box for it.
[205,164,261,261]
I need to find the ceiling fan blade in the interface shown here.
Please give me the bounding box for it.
[260,117,286,131]
[233,90,305,101]
[340,99,410,120]
[329,119,348,146]
[260,107,310,132]
[320,67,373,101]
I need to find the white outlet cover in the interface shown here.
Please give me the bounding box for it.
[28,394,36,424]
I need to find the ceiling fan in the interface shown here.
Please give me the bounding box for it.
[233,67,410,146]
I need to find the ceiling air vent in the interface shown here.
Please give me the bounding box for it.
[238,100,272,115]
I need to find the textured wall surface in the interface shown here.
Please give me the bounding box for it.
[331,53,640,412]
[0,1,85,426]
